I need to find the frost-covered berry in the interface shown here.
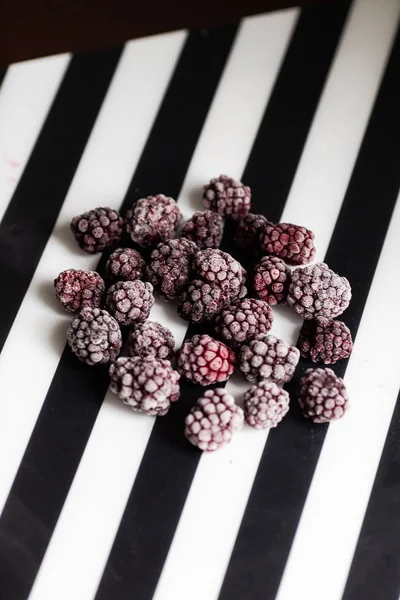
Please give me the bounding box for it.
[236,213,269,253]
[203,174,251,221]
[146,238,197,301]
[67,307,122,365]
[239,334,300,384]
[297,317,353,365]
[252,256,290,305]
[214,298,273,349]
[125,194,182,247]
[178,280,228,323]
[184,388,244,451]
[106,280,154,326]
[176,334,235,386]
[261,222,315,265]
[54,269,105,313]
[192,248,247,303]
[288,262,351,320]
[181,210,223,249]
[298,367,349,423]
[105,247,145,283]
[70,207,123,254]
[109,356,180,416]
[128,321,175,361]
[243,381,290,429]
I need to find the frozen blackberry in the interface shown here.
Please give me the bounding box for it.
[146,238,197,301]
[177,334,235,386]
[298,367,349,423]
[252,256,291,305]
[70,207,123,254]
[106,280,154,327]
[297,317,353,365]
[236,213,269,253]
[128,321,175,361]
[105,247,145,283]
[192,248,247,303]
[288,262,351,320]
[261,222,315,265]
[125,194,182,247]
[203,174,251,221]
[178,280,228,323]
[239,334,300,384]
[54,269,105,313]
[185,388,244,451]
[214,298,273,349]
[181,210,223,249]
[109,356,180,416]
[243,381,290,430]
[67,307,122,366]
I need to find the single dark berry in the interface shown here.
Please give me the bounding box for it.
[298,367,349,423]
[243,381,290,429]
[178,280,229,323]
[261,222,316,265]
[70,207,123,254]
[236,213,269,253]
[297,317,353,365]
[146,238,198,301]
[288,262,352,320]
[67,307,122,365]
[176,334,235,386]
[181,210,223,249]
[128,321,175,361]
[109,356,180,416]
[252,256,291,305]
[106,280,154,327]
[125,194,182,247]
[192,248,247,303]
[54,269,105,313]
[105,247,145,283]
[185,388,244,451]
[239,334,300,384]
[203,174,251,221]
[214,298,273,349]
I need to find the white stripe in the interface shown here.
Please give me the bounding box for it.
[27,11,298,600]
[0,30,187,520]
[153,2,399,599]
[0,53,70,222]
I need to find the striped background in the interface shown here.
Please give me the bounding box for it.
[0,0,400,598]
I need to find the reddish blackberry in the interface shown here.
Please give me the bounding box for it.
[203,174,251,220]
[261,222,315,265]
[297,317,353,365]
[236,213,269,253]
[252,256,291,305]
[67,307,122,366]
[128,321,175,361]
[243,381,290,429]
[109,356,180,416]
[146,238,197,301]
[192,248,247,303]
[106,280,154,327]
[214,298,273,349]
[125,194,182,247]
[54,269,105,313]
[176,334,235,386]
[178,280,228,323]
[105,247,145,283]
[185,388,244,451]
[70,207,123,254]
[239,334,300,384]
[181,210,223,249]
[298,367,349,423]
[288,262,351,320]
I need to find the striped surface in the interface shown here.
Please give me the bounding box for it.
[0,1,399,598]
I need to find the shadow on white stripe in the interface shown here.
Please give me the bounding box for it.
[0,53,70,222]
[27,11,298,600]
[152,2,399,599]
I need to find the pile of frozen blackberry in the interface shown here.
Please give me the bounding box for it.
[54,174,353,452]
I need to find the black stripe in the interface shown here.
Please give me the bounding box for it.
[95,5,350,600]
[0,68,6,90]
[0,26,238,600]
[0,49,122,355]
[342,388,400,600]
[219,26,400,600]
